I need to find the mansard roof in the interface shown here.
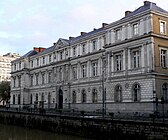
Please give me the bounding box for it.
[122,1,168,20]
[21,50,38,58]
[69,28,105,45]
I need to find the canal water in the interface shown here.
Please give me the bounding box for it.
[0,124,91,140]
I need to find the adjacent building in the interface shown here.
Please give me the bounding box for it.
[0,53,20,82]
[10,1,168,114]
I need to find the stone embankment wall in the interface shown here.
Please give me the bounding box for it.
[0,111,168,140]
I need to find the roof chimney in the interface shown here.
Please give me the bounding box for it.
[93,28,97,31]
[102,23,108,28]
[144,1,150,5]
[69,36,74,40]
[125,11,132,16]
[81,32,87,36]
[34,47,46,52]
[53,43,56,46]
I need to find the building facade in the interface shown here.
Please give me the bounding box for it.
[0,53,20,82]
[10,1,168,114]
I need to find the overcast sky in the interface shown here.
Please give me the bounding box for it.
[0,0,168,56]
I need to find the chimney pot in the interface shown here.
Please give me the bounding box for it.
[125,11,132,16]
[102,23,108,28]
[81,32,86,35]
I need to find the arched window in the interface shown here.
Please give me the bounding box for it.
[92,89,98,103]
[18,94,20,104]
[30,94,32,104]
[81,89,86,103]
[72,90,76,103]
[114,85,122,102]
[162,83,168,102]
[133,83,140,102]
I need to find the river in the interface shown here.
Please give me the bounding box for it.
[0,124,91,140]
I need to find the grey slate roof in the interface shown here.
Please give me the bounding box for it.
[122,2,168,20]
[21,50,38,58]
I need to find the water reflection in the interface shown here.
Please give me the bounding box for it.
[0,124,89,140]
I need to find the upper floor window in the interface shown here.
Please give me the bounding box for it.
[92,40,97,51]
[73,46,76,56]
[59,67,63,81]
[30,75,33,86]
[92,61,98,76]
[115,29,121,41]
[160,49,167,68]
[160,21,166,34]
[14,64,16,70]
[18,76,21,87]
[49,54,52,63]
[48,72,52,83]
[81,64,87,78]
[31,60,33,68]
[114,53,122,71]
[72,66,77,79]
[131,49,141,68]
[103,35,106,46]
[42,56,45,64]
[36,58,39,66]
[60,51,63,60]
[42,73,45,84]
[19,62,21,69]
[35,74,39,85]
[82,44,86,54]
[133,23,139,36]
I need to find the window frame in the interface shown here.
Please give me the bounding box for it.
[160,20,166,34]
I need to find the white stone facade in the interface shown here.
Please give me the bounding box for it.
[10,1,168,113]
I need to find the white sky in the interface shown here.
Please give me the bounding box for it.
[0,0,168,56]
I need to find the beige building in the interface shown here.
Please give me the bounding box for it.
[10,1,168,114]
[0,53,20,82]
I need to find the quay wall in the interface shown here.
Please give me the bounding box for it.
[0,111,168,140]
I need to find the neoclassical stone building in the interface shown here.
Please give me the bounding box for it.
[10,1,168,114]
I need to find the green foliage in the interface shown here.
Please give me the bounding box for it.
[0,81,10,102]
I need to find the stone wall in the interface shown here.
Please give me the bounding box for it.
[0,111,168,139]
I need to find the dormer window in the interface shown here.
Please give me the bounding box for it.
[160,21,166,34]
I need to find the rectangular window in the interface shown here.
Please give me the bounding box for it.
[36,58,39,66]
[30,75,33,86]
[131,50,140,68]
[92,40,97,51]
[73,47,76,56]
[82,44,86,54]
[14,64,16,70]
[81,64,87,78]
[72,66,77,79]
[19,62,21,69]
[36,74,39,85]
[160,21,166,34]
[49,54,52,63]
[92,62,98,76]
[59,68,63,81]
[115,29,121,40]
[160,49,167,67]
[18,76,21,87]
[133,23,139,35]
[42,56,45,64]
[31,60,33,68]
[115,54,122,71]
[48,72,52,83]
[42,73,45,84]
[60,51,63,60]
